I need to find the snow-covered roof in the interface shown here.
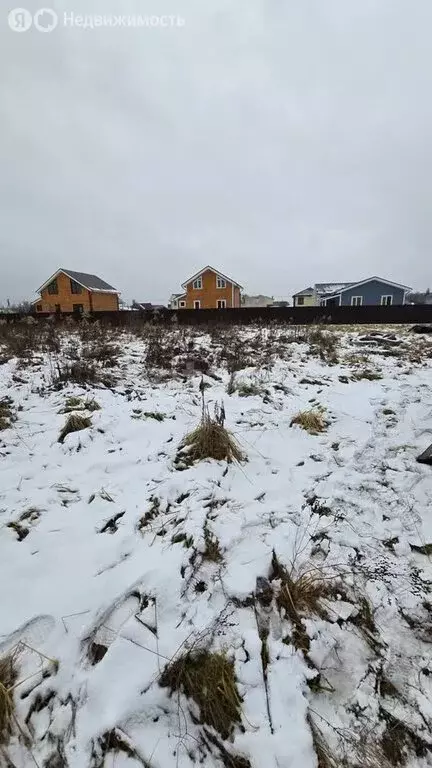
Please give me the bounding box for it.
[318,276,412,299]
[292,287,314,297]
[315,282,353,296]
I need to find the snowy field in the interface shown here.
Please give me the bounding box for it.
[0,320,432,768]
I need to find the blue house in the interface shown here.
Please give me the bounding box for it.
[318,277,411,307]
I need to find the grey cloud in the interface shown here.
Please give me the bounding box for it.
[1,0,431,304]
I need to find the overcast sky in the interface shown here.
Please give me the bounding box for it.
[1,0,431,304]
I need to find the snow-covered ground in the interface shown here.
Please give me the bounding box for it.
[1,321,432,767]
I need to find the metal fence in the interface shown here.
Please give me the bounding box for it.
[1,305,432,325]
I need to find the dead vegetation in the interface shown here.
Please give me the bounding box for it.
[379,707,431,766]
[290,408,328,435]
[160,650,242,738]
[270,551,337,655]
[91,727,152,767]
[203,524,223,563]
[132,410,166,421]
[60,396,100,413]
[0,397,16,431]
[236,381,264,397]
[7,507,41,541]
[53,360,103,388]
[307,715,339,768]
[0,651,18,745]
[58,413,92,443]
[351,368,383,381]
[307,327,339,364]
[82,341,121,368]
[137,496,161,531]
[176,401,245,467]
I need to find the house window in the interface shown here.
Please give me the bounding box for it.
[70,279,82,294]
[192,277,202,290]
[73,304,83,313]
[381,295,393,306]
[297,296,304,306]
[217,299,226,309]
[36,304,42,312]
[47,279,58,295]
[351,296,363,306]
[179,301,186,308]
[216,276,226,289]
[194,300,200,309]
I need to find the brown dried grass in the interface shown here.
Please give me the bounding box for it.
[160,650,242,739]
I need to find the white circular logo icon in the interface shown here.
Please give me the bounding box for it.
[8,8,32,31]
[34,7,58,32]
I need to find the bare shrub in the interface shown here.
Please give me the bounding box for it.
[83,342,121,367]
[0,319,62,360]
[52,360,103,387]
[307,327,339,363]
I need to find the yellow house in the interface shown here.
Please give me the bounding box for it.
[32,268,120,313]
[292,287,316,307]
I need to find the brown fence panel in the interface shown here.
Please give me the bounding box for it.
[1,305,432,325]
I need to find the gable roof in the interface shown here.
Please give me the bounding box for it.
[38,268,119,294]
[322,276,412,300]
[315,282,353,296]
[181,265,243,290]
[292,286,314,297]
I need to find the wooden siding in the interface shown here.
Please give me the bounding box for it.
[182,268,241,309]
[35,271,119,313]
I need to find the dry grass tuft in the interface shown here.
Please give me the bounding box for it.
[60,396,82,413]
[203,525,223,562]
[236,382,263,397]
[353,740,395,768]
[0,397,16,431]
[84,398,101,412]
[160,650,242,739]
[307,715,340,768]
[178,411,245,466]
[60,396,100,414]
[270,552,334,653]
[0,652,18,745]
[290,409,327,435]
[379,707,430,766]
[351,369,383,382]
[58,413,91,443]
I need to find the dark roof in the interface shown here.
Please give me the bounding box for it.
[61,269,117,292]
[292,287,314,296]
[133,302,165,310]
